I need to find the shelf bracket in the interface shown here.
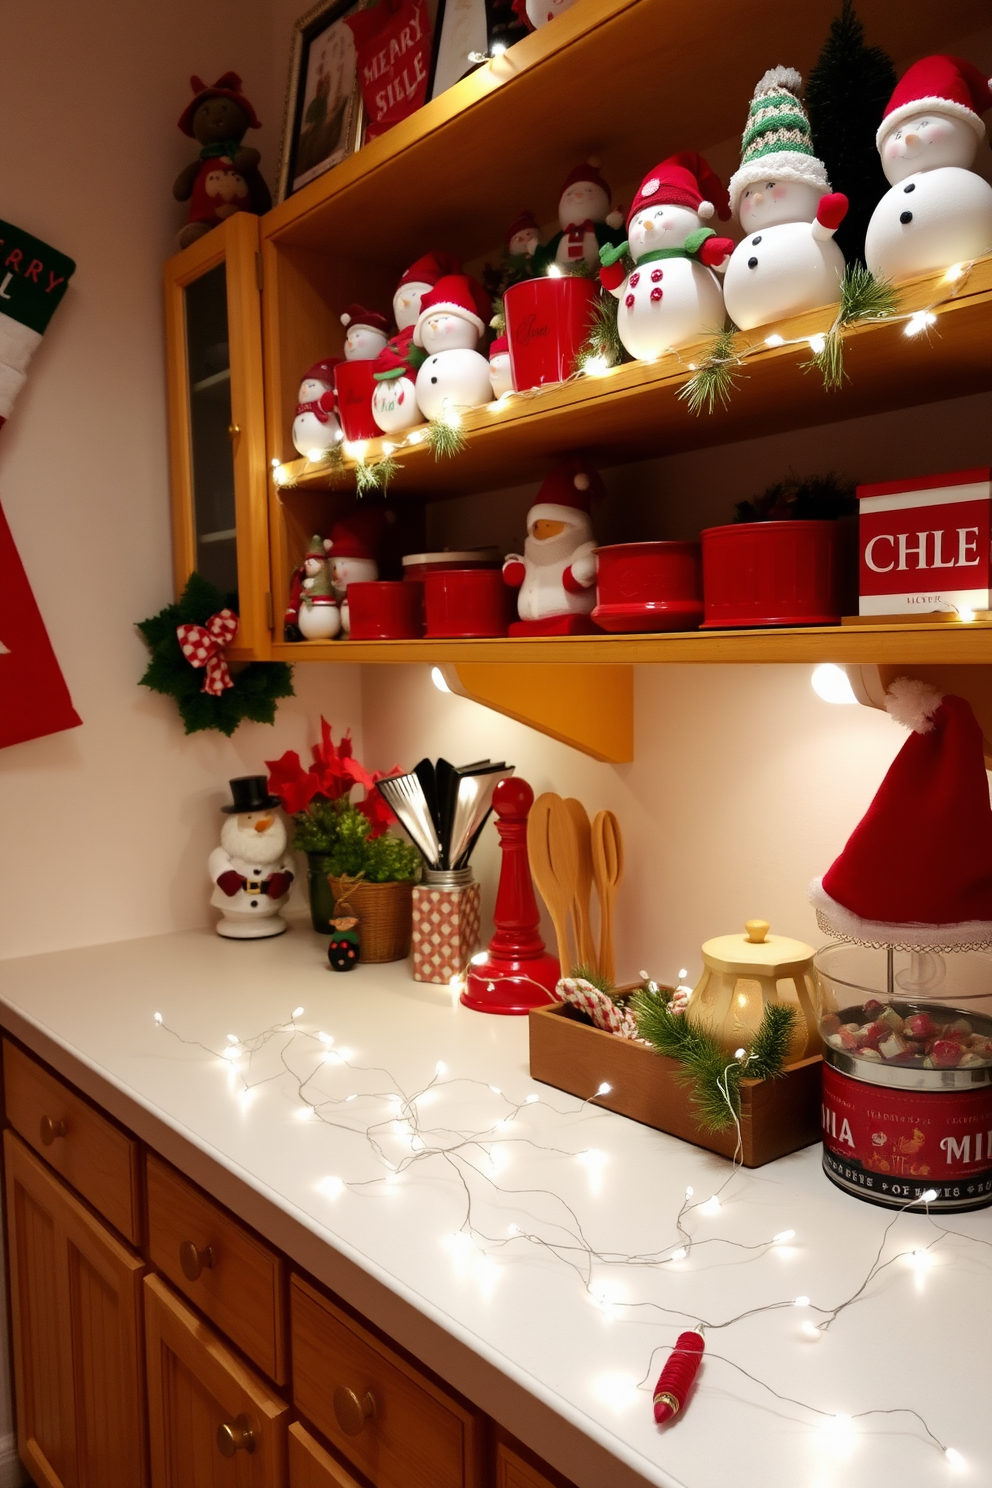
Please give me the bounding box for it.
[847,663,992,767]
[441,663,633,763]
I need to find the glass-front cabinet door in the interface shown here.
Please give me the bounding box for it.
[164,213,270,656]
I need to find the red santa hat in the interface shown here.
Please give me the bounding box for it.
[178,71,261,135]
[489,334,509,359]
[396,251,462,289]
[809,678,992,951]
[302,357,341,386]
[627,152,731,230]
[326,509,386,561]
[372,328,425,382]
[527,460,606,527]
[559,162,612,201]
[340,305,390,334]
[877,54,992,148]
[413,275,491,345]
[507,210,540,243]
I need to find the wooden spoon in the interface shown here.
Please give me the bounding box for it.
[564,798,597,972]
[591,810,624,984]
[527,793,573,977]
[546,795,582,974]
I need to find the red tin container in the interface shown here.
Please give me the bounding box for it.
[701,519,845,628]
[424,567,512,638]
[504,276,598,391]
[347,580,424,640]
[333,360,379,441]
[402,549,501,581]
[592,541,703,633]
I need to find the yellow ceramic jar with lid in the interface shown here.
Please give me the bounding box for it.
[686,919,819,1061]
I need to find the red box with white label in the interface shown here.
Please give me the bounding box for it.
[858,467,992,616]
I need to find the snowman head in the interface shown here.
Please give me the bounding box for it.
[509,225,540,258]
[738,177,822,230]
[628,203,703,259]
[559,177,609,231]
[220,811,287,864]
[298,375,331,402]
[419,311,478,354]
[344,324,388,361]
[393,281,430,331]
[879,111,979,183]
[330,554,377,591]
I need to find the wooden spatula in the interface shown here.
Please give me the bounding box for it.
[564,798,596,971]
[591,809,624,984]
[527,793,573,977]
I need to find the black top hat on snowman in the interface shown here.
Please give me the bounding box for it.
[221,775,283,814]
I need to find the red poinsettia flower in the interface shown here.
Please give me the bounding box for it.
[265,750,322,815]
[310,717,372,801]
[356,767,402,837]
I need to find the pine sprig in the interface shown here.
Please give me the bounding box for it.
[570,964,617,997]
[577,291,624,371]
[317,444,349,484]
[806,264,898,389]
[677,326,742,415]
[426,415,467,460]
[354,456,401,495]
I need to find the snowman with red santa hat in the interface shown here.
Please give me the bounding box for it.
[502,461,603,636]
[339,305,389,361]
[413,274,494,420]
[291,358,342,458]
[544,162,625,271]
[326,510,384,636]
[865,54,992,283]
[392,251,462,332]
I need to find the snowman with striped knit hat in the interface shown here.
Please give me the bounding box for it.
[722,67,849,331]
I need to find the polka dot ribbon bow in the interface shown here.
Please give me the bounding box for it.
[176,609,238,695]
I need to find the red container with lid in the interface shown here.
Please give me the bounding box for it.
[402,549,501,581]
[333,361,379,442]
[504,276,598,392]
[424,568,512,638]
[592,541,703,633]
[347,581,424,640]
[701,519,845,628]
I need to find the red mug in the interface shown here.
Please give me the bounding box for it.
[333,361,380,442]
[347,581,424,640]
[504,276,598,391]
[424,568,512,638]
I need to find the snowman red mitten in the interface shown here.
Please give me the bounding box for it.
[697,235,735,269]
[216,870,243,896]
[814,193,849,236]
[599,259,626,293]
[267,871,293,899]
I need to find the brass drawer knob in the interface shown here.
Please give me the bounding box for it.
[39,1115,67,1146]
[179,1239,215,1281]
[333,1386,376,1436]
[227,422,241,440]
[216,1414,255,1457]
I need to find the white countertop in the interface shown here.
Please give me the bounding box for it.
[0,924,988,1488]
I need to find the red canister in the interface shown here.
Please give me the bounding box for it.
[424,568,512,638]
[347,581,424,640]
[402,549,501,581]
[504,276,598,391]
[701,519,845,627]
[593,541,703,633]
[333,361,380,442]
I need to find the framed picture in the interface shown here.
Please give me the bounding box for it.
[277,0,365,201]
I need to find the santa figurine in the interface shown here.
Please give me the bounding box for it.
[327,510,385,635]
[291,358,342,458]
[209,776,294,939]
[371,329,426,433]
[507,210,541,261]
[543,163,625,271]
[392,251,462,332]
[512,0,580,32]
[340,304,390,361]
[865,55,992,284]
[599,153,734,360]
[413,274,494,421]
[722,69,849,331]
[489,334,514,398]
[284,535,341,640]
[502,461,604,635]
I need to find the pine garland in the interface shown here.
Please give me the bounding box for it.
[426,414,467,460]
[806,264,898,389]
[354,455,401,495]
[577,291,623,371]
[677,326,743,415]
[137,573,294,737]
[317,444,349,483]
[631,988,797,1131]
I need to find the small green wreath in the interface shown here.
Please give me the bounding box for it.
[137,572,294,737]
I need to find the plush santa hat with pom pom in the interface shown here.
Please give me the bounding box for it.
[809,677,992,950]
[527,460,605,528]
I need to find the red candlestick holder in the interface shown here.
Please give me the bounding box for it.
[462,778,560,1015]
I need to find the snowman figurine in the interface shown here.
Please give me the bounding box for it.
[284,533,332,640]
[543,163,625,271]
[413,274,494,421]
[209,777,295,939]
[392,251,462,332]
[507,210,541,261]
[371,330,426,434]
[291,358,342,458]
[599,153,734,360]
[489,334,514,398]
[502,461,604,635]
[326,510,383,636]
[865,55,992,284]
[722,69,849,331]
[296,537,342,640]
[512,0,580,33]
[339,304,390,361]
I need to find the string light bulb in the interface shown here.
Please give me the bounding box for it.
[774,1229,796,1243]
[793,1294,810,1308]
[153,1011,163,1024]
[904,310,936,337]
[292,1006,304,1018]
[582,354,611,377]
[764,333,785,347]
[596,1082,612,1096]
[343,439,368,461]
[807,333,827,355]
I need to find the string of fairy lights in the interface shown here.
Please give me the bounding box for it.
[152,997,988,1478]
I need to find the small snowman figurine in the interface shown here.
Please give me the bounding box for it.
[865,55,992,284]
[512,0,580,32]
[489,334,514,398]
[599,153,734,360]
[413,274,494,421]
[502,461,603,635]
[284,533,328,639]
[209,777,294,939]
[722,69,849,331]
[327,510,383,635]
[296,537,342,640]
[339,304,390,361]
[392,251,462,332]
[507,210,541,261]
[291,358,342,458]
[543,163,625,271]
[371,330,426,434]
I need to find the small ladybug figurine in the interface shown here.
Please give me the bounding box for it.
[328,905,360,972]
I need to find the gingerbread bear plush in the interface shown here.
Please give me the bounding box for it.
[173,72,272,249]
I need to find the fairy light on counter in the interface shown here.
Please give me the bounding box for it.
[773,1229,796,1244]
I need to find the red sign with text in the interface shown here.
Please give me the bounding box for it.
[858,467,992,616]
[346,0,431,144]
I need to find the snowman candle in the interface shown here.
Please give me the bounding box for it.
[865,55,992,284]
[291,358,342,458]
[371,330,426,434]
[722,68,848,332]
[413,274,494,422]
[599,153,734,361]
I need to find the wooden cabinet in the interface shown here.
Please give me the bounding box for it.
[497,1440,571,1488]
[144,1274,288,1488]
[4,1130,148,1488]
[288,1423,364,1488]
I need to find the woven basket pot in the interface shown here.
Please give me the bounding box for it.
[328,877,414,963]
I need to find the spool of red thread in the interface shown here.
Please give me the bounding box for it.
[652,1330,705,1424]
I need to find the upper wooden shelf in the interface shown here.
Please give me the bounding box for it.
[275,257,992,499]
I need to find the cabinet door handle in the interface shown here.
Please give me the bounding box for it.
[39,1115,66,1146]
[178,1239,215,1281]
[333,1386,376,1436]
[227,422,241,440]
[216,1414,256,1457]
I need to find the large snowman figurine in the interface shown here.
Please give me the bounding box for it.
[543,163,625,271]
[392,251,461,332]
[599,153,734,360]
[326,510,383,636]
[291,358,342,458]
[865,55,992,283]
[371,330,426,434]
[413,275,493,421]
[722,69,848,331]
[209,777,294,939]
[339,304,390,361]
[502,461,604,636]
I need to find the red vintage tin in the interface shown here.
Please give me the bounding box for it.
[592,541,703,633]
[347,580,424,640]
[701,519,846,627]
[424,567,512,637]
[504,276,598,391]
[333,360,380,441]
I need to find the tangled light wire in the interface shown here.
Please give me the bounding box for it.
[152,1002,987,1473]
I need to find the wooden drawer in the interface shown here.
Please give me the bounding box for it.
[146,1153,287,1384]
[497,1441,574,1488]
[3,1039,142,1244]
[289,1422,364,1487]
[291,1275,484,1488]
